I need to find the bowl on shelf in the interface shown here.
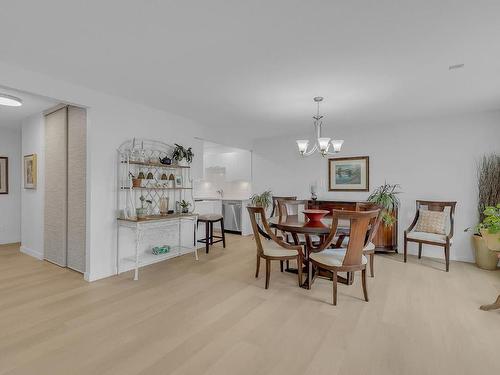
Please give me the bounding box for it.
[303,209,329,222]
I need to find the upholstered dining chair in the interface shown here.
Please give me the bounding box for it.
[247,206,303,289]
[356,202,384,277]
[308,209,380,305]
[404,200,457,272]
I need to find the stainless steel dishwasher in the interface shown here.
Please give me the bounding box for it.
[222,200,242,233]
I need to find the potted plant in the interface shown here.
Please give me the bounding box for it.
[250,190,272,211]
[479,205,500,251]
[367,182,401,226]
[136,195,152,219]
[467,154,500,269]
[179,200,191,214]
[129,172,142,188]
[172,144,194,166]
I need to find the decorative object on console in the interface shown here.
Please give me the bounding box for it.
[0,156,8,194]
[159,156,172,165]
[179,199,191,213]
[310,183,318,200]
[23,154,37,189]
[172,143,194,166]
[328,156,369,191]
[159,197,169,215]
[296,97,343,157]
[367,182,401,227]
[303,209,329,222]
[175,175,183,188]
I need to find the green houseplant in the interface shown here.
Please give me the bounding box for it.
[478,205,500,251]
[467,154,500,269]
[251,190,272,211]
[172,144,194,166]
[367,183,401,226]
[179,200,191,214]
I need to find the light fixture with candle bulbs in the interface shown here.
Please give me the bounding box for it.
[296,97,343,157]
[0,93,23,107]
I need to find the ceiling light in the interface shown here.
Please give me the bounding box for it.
[0,93,23,107]
[296,97,343,157]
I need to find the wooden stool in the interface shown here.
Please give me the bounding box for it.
[197,214,226,254]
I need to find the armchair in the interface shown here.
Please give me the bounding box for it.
[404,200,457,272]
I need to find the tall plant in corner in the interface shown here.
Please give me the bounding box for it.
[367,182,401,226]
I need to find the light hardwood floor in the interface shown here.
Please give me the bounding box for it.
[1,238,499,375]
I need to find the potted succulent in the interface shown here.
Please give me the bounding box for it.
[179,199,191,214]
[367,182,401,227]
[466,154,500,269]
[172,144,194,166]
[250,190,272,211]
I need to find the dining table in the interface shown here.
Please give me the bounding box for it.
[268,213,352,288]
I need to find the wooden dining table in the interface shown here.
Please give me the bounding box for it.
[268,214,351,288]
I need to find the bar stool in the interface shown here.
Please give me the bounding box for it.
[197,214,226,253]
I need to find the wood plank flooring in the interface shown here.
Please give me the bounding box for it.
[1,237,499,375]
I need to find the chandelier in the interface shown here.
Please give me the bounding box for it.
[296,97,343,157]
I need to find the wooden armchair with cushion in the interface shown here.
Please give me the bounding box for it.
[404,200,457,272]
[247,206,304,289]
[308,209,380,305]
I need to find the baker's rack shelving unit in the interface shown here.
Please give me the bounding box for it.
[116,138,198,280]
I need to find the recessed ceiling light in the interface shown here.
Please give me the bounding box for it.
[449,64,464,70]
[0,93,23,107]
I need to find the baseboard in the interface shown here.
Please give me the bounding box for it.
[20,245,43,260]
[0,241,21,247]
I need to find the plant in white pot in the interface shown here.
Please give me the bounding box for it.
[172,144,194,167]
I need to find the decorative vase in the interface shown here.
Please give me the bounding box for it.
[480,229,500,252]
[136,207,147,219]
[159,198,169,215]
[473,234,499,270]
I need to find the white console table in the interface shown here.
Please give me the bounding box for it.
[117,214,198,280]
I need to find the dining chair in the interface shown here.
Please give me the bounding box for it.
[308,209,380,305]
[404,200,457,272]
[247,206,303,289]
[270,196,297,218]
[356,202,383,277]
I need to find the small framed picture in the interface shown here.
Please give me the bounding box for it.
[24,154,37,189]
[328,156,369,191]
[175,175,183,188]
[0,157,8,194]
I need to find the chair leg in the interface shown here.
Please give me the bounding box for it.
[255,254,261,278]
[220,218,226,248]
[362,269,369,302]
[369,253,375,278]
[404,237,408,263]
[210,222,214,245]
[205,221,210,254]
[265,259,271,289]
[286,260,290,270]
[445,244,450,272]
[332,271,338,306]
[418,243,422,259]
[297,257,303,286]
[308,261,312,290]
[280,260,284,272]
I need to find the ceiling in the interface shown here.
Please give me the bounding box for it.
[0,1,499,139]
[0,87,58,128]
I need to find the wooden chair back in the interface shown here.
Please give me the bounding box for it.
[270,196,297,217]
[247,206,268,256]
[312,209,380,267]
[277,199,309,217]
[415,200,457,236]
[356,202,383,247]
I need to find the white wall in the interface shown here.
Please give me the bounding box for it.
[0,61,214,281]
[20,113,45,259]
[253,111,500,262]
[0,126,21,244]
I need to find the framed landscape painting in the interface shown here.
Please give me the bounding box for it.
[328,156,369,191]
[0,157,8,194]
[24,154,37,189]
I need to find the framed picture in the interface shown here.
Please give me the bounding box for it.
[175,175,183,188]
[24,154,37,189]
[0,157,8,194]
[328,156,369,191]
